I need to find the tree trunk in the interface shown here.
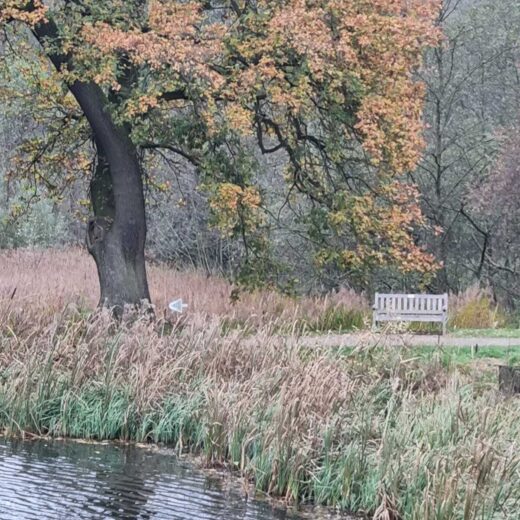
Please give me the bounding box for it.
[69,82,151,312]
[87,142,150,312]
[30,20,151,312]
[498,365,520,394]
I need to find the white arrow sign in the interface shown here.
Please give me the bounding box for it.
[169,298,188,313]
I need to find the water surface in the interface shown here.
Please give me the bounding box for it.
[0,438,299,520]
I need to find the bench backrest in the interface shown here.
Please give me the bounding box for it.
[374,293,448,314]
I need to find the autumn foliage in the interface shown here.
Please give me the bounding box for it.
[1,0,441,285]
[0,0,46,25]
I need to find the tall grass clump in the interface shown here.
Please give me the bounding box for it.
[302,290,369,334]
[0,299,519,519]
[450,286,508,330]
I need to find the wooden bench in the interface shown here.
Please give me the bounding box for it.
[372,293,448,334]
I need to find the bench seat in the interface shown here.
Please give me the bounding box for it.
[373,293,448,334]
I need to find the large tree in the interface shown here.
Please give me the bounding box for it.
[1,0,440,310]
[470,122,520,306]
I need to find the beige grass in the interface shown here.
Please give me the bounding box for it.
[0,302,518,518]
[0,247,368,329]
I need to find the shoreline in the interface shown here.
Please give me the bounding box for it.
[0,433,357,520]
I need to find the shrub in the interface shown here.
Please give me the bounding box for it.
[450,286,507,329]
[306,304,367,333]
[0,190,73,249]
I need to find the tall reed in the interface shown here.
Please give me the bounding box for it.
[0,303,518,519]
[0,247,368,332]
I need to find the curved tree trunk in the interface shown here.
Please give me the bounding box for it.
[70,83,151,312]
[31,18,151,312]
[87,142,150,311]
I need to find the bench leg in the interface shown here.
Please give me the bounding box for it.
[372,314,377,332]
[442,320,447,336]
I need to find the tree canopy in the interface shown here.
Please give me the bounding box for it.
[1,0,441,304]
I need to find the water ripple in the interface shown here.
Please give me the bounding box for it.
[0,439,292,520]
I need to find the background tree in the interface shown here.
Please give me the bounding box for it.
[470,123,520,307]
[415,0,520,293]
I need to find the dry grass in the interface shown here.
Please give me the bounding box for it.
[449,285,508,330]
[4,248,514,335]
[0,247,369,332]
[0,307,519,518]
[0,249,520,519]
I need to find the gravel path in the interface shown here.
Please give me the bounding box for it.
[296,333,520,349]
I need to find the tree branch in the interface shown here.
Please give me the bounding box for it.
[140,143,201,166]
[160,89,189,102]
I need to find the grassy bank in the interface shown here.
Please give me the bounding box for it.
[1,303,519,520]
[2,248,520,518]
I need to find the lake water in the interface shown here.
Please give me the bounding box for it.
[0,438,300,520]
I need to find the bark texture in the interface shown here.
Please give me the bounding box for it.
[31,18,152,311]
[86,138,150,311]
[71,83,150,311]
[498,365,520,394]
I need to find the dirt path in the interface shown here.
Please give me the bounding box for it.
[296,333,520,349]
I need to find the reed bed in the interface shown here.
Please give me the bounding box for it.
[1,248,520,518]
[0,302,519,519]
[0,247,368,332]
